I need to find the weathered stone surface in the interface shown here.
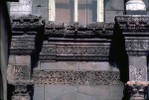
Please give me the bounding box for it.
[126,0,146,11]
[126,81,149,100]
[12,95,30,100]
[39,42,111,61]
[33,85,124,100]
[129,56,148,81]
[32,70,122,85]
[40,61,118,71]
[9,0,32,15]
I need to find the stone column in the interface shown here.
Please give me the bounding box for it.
[7,15,44,100]
[126,0,146,11]
[115,15,149,100]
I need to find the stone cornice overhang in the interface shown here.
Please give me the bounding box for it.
[115,15,149,56]
[10,15,44,55]
[39,22,114,61]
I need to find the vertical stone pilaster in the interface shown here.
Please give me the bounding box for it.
[115,15,149,100]
[7,15,44,100]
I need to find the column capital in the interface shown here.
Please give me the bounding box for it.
[126,81,149,100]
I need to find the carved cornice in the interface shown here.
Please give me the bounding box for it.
[10,35,35,55]
[32,70,122,85]
[115,15,149,32]
[45,22,114,39]
[39,42,110,61]
[11,15,44,32]
[10,15,44,55]
[125,38,149,56]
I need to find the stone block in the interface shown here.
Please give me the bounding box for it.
[76,92,98,100]
[8,55,31,64]
[129,56,147,67]
[55,92,76,100]
[44,85,77,100]
[109,85,124,97]
[40,61,79,70]
[40,61,119,71]
[78,85,110,96]
[33,84,45,100]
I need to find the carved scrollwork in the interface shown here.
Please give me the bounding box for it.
[32,70,122,85]
[125,39,149,56]
[115,16,149,32]
[45,22,114,38]
[129,66,147,81]
[39,43,110,61]
[11,15,44,31]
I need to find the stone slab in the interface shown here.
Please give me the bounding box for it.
[33,84,45,100]
[40,61,119,71]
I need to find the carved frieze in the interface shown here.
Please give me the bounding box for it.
[115,15,149,32]
[10,35,35,55]
[10,15,44,55]
[32,70,122,85]
[39,42,110,61]
[125,39,149,56]
[129,65,147,81]
[11,15,44,31]
[45,22,114,38]
[7,64,32,85]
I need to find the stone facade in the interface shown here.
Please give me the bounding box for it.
[4,0,149,100]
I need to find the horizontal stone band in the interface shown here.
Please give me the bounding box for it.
[32,70,122,85]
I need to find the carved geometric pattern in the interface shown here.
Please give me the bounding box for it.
[32,70,122,85]
[10,15,44,55]
[45,22,114,38]
[7,64,30,84]
[10,35,35,55]
[129,66,147,81]
[125,39,149,51]
[39,43,110,61]
[125,39,149,56]
[115,16,149,32]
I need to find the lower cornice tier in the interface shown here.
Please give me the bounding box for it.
[32,70,122,85]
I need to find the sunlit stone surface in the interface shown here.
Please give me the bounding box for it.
[126,0,146,11]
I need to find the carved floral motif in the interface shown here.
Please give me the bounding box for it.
[32,70,122,85]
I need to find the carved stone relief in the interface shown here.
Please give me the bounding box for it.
[32,70,122,85]
[129,65,147,81]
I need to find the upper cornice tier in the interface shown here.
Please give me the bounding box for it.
[11,15,44,33]
[45,22,114,39]
[115,15,149,32]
